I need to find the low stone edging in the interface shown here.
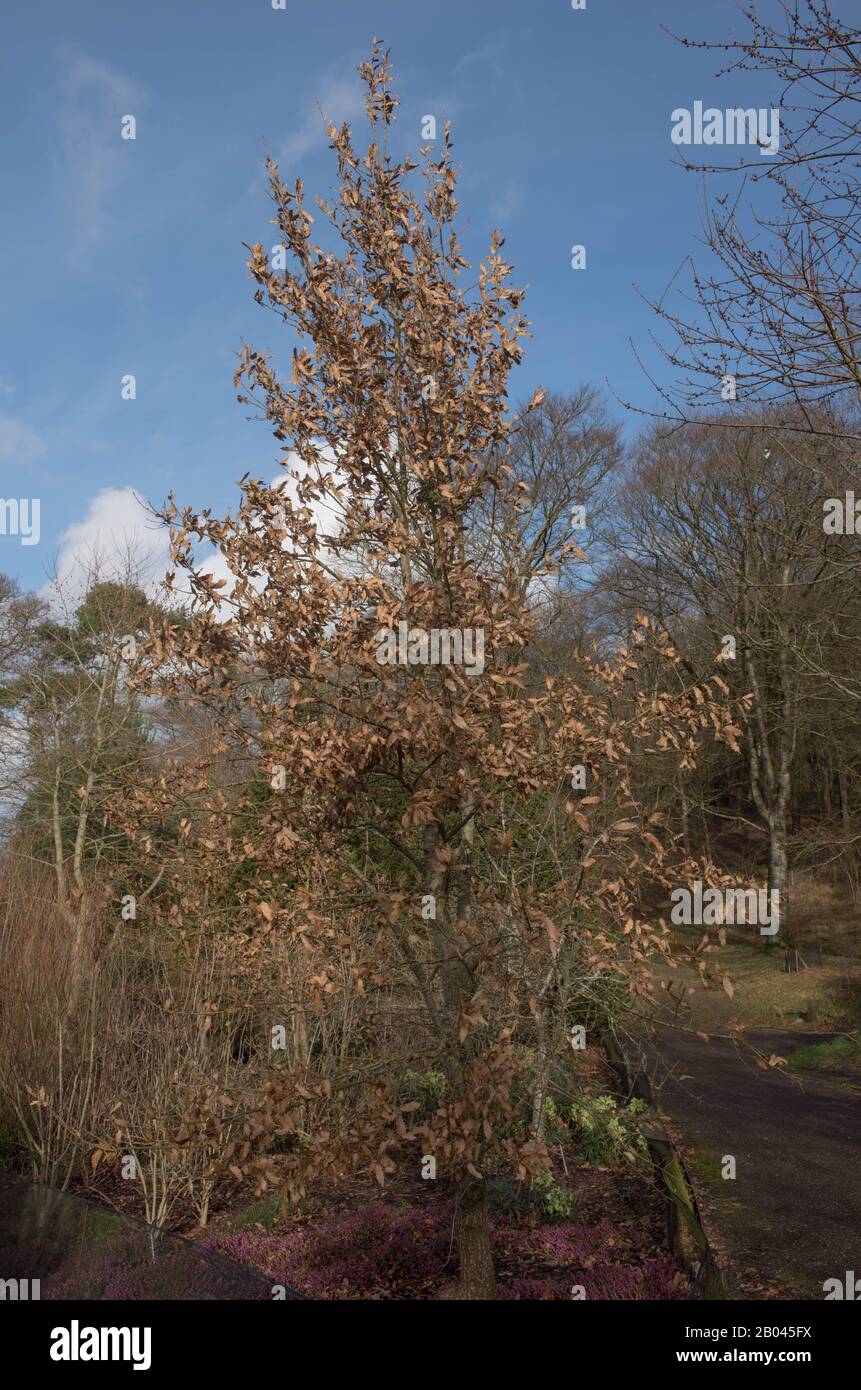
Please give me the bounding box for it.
[601,1031,725,1299]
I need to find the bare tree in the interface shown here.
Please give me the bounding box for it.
[649,3,861,442]
[608,416,857,944]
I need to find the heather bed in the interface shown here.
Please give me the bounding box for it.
[204,1201,685,1301]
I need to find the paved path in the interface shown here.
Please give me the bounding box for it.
[629,1025,861,1298]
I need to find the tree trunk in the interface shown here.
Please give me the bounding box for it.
[743,635,794,947]
[530,972,560,1144]
[456,1178,496,1300]
[837,767,858,905]
[768,807,792,955]
[679,782,690,856]
[701,804,712,862]
[531,1076,548,1143]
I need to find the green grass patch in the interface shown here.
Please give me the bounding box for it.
[785,1034,861,1071]
[221,1192,291,1233]
[661,942,860,1031]
[685,1142,726,1185]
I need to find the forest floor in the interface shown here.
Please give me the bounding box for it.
[64,1037,692,1300]
[627,939,861,1299]
[188,1048,688,1300]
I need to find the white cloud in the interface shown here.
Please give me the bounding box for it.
[191,447,351,610]
[0,417,46,465]
[47,486,170,604]
[272,445,348,544]
[46,452,360,623]
[453,38,509,82]
[56,52,145,259]
[489,181,523,227]
[276,74,365,168]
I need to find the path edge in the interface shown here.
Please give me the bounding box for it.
[601,1030,727,1300]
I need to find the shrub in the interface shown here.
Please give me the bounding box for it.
[400,1068,447,1113]
[568,1094,649,1169]
[529,1171,576,1222]
[485,1171,576,1224]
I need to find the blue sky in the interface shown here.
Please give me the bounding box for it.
[1,0,798,592]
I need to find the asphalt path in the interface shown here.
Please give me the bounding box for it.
[631,1025,861,1298]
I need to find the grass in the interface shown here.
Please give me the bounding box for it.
[219,1192,289,1233]
[685,1142,726,1186]
[711,953,857,1029]
[658,939,860,1033]
[785,1035,861,1071]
